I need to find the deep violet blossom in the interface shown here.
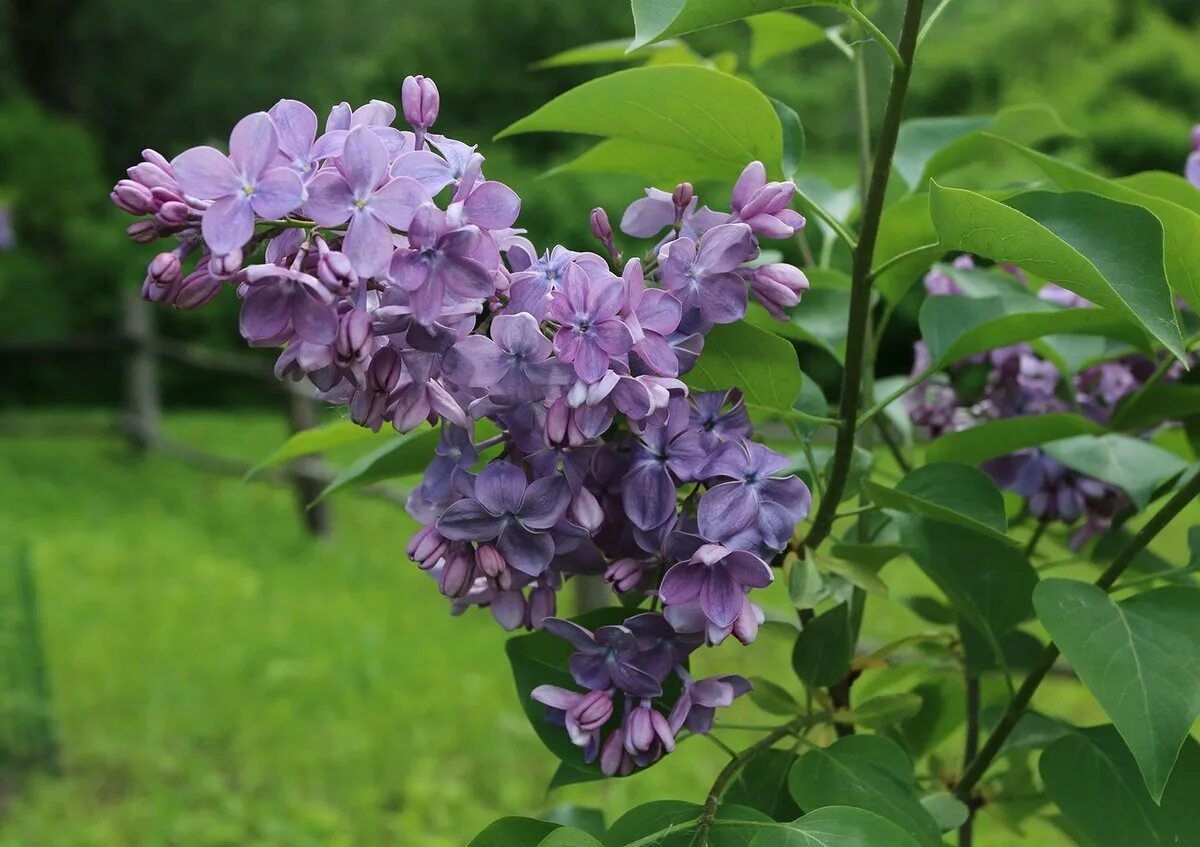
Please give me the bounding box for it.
[110,85,817,778]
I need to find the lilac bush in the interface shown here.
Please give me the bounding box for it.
[110,79,813,775]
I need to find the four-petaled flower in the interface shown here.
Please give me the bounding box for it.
[659,222,757,324]
[658,543,773,631]
[698,440,811,554]
[550,263,634,383]
[389,203,496,326]
[542,619,663,698]
[442,313,572,402]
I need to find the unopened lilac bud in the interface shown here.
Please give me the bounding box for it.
[600,728,631,776]
[476,543,507,579]
[149,186,184,208]
[546,398,570,446]
[112,180,155,215]
[732,598,764,646]
[367,346,404,394]
[528,584,556,630]
[490,590,526,631]
[336,309,372,362]
[148,252,182,288]
[128,161,177,192]
[126,220,159,244]
[672,182,694,219]
[318,249,357,295]
[751,263,810,321]
[402,75,440,132]
[209,249,243,279]
[604,558,643,594]
[568,487,604,533]
[438,548,476,598]
[589,208,613,243]
[408,524,449,568]
[155,201,189,227]
[573,689,614,732]
[174,269,222,310]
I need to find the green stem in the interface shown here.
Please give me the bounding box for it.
[916,0,960,51]
[869,242,941,282]
[955,468,1200,801]
[959,671,980,847]
[1024,520,1047,557]
[843,4,906,70]
[800,438,827,499]
[693,715,816,846]
[805,0,927,550]
[857,368,931,429]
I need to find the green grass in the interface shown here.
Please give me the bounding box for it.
[0,411,1193,845]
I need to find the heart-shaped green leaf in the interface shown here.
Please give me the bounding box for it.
[924,413,1104,465]
[864,463,1009,543]
[930,184,1185,358]
[1041,727,1200,844]
[498,65,783,177]
[787,735,943,847]
[1034,580,1200,801]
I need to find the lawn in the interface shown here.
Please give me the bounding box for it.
[0,410,1191,846]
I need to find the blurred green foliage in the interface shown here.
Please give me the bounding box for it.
[0,0,1196,405]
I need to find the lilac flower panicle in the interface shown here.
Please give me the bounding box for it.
[110,84,817,777]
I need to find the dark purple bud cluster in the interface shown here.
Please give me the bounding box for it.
[110,78,815,774]
[908,256,1190,548]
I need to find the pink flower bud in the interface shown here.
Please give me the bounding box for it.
[604,558,643,593]
[600,728,631,776]
[174,269,222,310]
[112,180,154,215]
[672,182,694,216]
[367,346,404,394]
[407,524,449,568]
[572,689,614,732]
[402,75,440,131]
[148,252,182,288]
[126,220,159,244]
[546,398,571,445]
[140,149,175,176]
[149,186,184,209]
[208,249,243,279]
[589,207,613,243]
[438,548,476,598]
[750,263,809,321]
[318,249,357,295]
[128,162,178,192]
[335,309,373,362]
[476,543,507,578]
[155,201,189,228]
[527,585,556,630]
[568,487,604,533]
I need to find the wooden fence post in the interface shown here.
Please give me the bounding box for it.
[120,290,160,451]
[287,386,333,538]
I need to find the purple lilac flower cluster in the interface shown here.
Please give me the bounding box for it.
[908,257,1182,549]
[111,77,814,774]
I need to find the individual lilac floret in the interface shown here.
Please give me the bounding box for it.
[621,258,683,377]
[690,389,752,452]
[304,125,429,277]
[668,670,752,735]
[728,161,806,239]
[402,75,440,147]
[389,203,496,326]
[659,222,757,324]
[622,398,706,530]
[238,265,336,348]
[698,440,811,554]
[986,449,1123,543]
[531,685,613,760]
[437,462,570,576]
[267,99,343,184]
[658,543,773,630]
[172,112,304,254]
[442,312,571,403]
[541,619,662,698]
[750,263,809,321]
[550,263,634,383]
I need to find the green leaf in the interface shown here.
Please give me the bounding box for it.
[787,554,827,610]
[470,817,559,846]
[843,692,924,730]
[980,707,1069,753]
[542,806,606,840]
[864,463,1009,543]
[508,609,643,780]
[988,138,1200,311]
[918,294,1149,369]
[924,413,1104,466]
[247,420,388,478]
[899,518,1038,667]
[746,12,827,68]
[791,601,853,689]
[725,749,803,822]
[1041,727,1200,846]
[919,793,970,833]
[548,138,740,186]
[747,807,923,847]
[748,677,801,716]
[872,192,942,303]
[1034,580,1200,801]
[817,551,889,599]
[533,38,694,69]
[747,284,850,361]
[787,735,943,847]
[539,828,604,847]
[828,541,907,572]
[768,97,804,180]
[312,427,439,503]
[887,677,965,760]
[685,321,805,422]
[604,802,771,846]
[929,184,1185,359]
[498,66,783,177]
[1112,384,1200,432]
[893,105,1075,192]
[1041,434,1188,510]
[630,0,849,50]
